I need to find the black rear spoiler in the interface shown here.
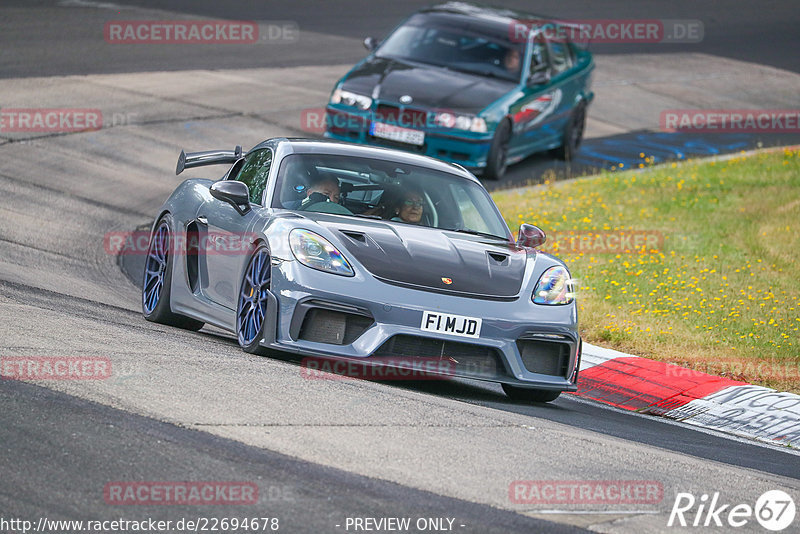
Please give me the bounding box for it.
[176,145,243,175]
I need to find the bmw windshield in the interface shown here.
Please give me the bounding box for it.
[375,14,524,83]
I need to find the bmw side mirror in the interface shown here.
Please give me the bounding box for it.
[528,69,551,86]
[363,36,378,52]
[518,224,546,248]
[210,181,251,215]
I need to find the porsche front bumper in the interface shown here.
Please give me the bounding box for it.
[263,258,580,391]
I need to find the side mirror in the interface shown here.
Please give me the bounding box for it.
[363,36,378,52]
[210,181,251,215]
[528,69,551,86]
[517,224,546,248]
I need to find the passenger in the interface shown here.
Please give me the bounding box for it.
[391,188,425,225]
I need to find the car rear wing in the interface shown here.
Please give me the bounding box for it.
[176,145,243,175]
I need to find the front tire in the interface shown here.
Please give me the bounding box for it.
[484,119,511,180]
[142,214,204,331]
[236,245,273,355]
[554,102,586,161]
[502,384,561,403]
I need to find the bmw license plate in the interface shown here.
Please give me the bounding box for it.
[370,121,425,146]
[420,311,482,339]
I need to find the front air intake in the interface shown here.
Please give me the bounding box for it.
[516,338,570,377]
[297,308,373,345]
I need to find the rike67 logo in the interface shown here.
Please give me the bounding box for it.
[669,490,796,531]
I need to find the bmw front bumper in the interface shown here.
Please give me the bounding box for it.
[324,106,494,171]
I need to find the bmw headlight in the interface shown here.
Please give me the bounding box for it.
[330,88,372,110]
[289,229,354,276]
[532,265,574,305]
[434,112,487,133]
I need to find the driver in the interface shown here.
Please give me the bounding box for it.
[503,47,521,76]
[298,175,353,215]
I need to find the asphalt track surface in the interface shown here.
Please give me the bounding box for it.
[104,244,800,482]
[2,1,800,533]
[0,379,583,534]
[3,0,800,76]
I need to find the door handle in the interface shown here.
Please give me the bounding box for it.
[197,216,208,224]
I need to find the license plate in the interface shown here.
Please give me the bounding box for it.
[420,311,482,339]
[370,121,425,146]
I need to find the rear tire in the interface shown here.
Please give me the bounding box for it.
[554,102,586,161]
[142,214,204,331]
[484,119,511,180]
[502,383,561,403]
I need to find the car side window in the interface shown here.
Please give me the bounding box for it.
[529,34,550,74]
[232,148,272,204]
[548,39,573,74]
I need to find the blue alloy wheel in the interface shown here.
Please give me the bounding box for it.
[141,215,204,330]
[237,247,271,348]
[143,220,169,315]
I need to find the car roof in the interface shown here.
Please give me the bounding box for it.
[254,138,481,185]
[421,2,551,31]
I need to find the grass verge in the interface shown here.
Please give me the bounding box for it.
[493,148,800,393]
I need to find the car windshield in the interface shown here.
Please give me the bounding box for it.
[375,15,524,82]
[272,153,511,240]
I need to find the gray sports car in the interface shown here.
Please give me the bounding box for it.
[142,138,580,402]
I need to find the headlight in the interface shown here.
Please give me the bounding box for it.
[330,88,372,110]
[434,112,487,133]
[469,117,488,133]
[289,229,354,276]
[532,265,574,305]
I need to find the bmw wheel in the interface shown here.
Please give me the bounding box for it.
[555,102,586,161]
[142,214,204,330]
[484,119,511,180]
